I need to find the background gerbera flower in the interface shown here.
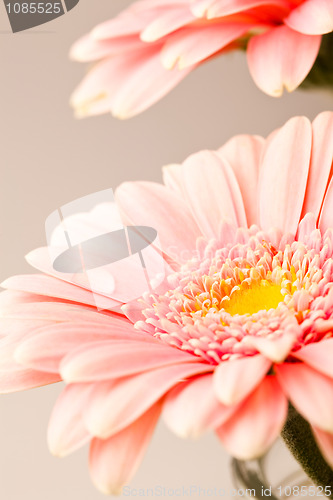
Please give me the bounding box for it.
[70,0,333,118]
[1,111,333,494]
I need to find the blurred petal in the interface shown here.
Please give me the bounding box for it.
[276,362,333,432]
[85,362,212,438]
[163,373,236,438]
[213,355,271,406]
[70,34,141,62]
[89,403,161,495]
[141,8,195,42]
[48,384,91,457]
[0,368,60,394]
[161,24,248,69]
[285,0,333,35]
[312,426,333,469]
[192,0,290,18]
[216,375,287,459]
[162,163,185,197]
[247,25,321,97]
[60,341,200,382]
[294,338,333,379]
[110,46,194,119]
[14,320,150,373]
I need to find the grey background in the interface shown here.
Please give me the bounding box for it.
[0,0,331,498]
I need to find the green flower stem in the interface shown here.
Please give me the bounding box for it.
[281,405,333,498]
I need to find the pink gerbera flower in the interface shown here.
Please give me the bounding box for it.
[1,112,333,494]
[70,0,333,118]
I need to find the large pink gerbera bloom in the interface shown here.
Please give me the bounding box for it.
[70,0,333,118]
[1,112,333,494]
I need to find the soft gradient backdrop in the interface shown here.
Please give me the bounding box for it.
[0,0,331,498]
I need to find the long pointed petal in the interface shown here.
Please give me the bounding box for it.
[213,355,271,406]
[216,375,287,459]
[181,150,247,238]
[60,341,200,382]
[293,339,333,379]
[115,181,201,263]
[319,177,333,232]
[276,362,333,432]
[89,403,161,495]
[163,373,236,438]
[285,0,333,35]
[15,320,153,374]
[218,134,264,226]
[85,362,212,438]
[312,426,333,469]
[247,26,321,97]
[259,115,312,234]
[302,111,333,219]
[48,384,91,457]
[0,368,61,393]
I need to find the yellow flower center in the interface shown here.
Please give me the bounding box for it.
[190,260,297,318]
[222,281,285,316]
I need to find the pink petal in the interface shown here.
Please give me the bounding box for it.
[297,213,317,242]
[302,111,333,219]
[0,301,114,324]
[70,34,141,62]
[213,355,271,405]
[109,45,194,119]
[0,368,61,394]
[47,384,91,457]
[0,303,123,372]
[70,54,141,117]
[181,151,247,238]
[121,301,146,324]
[293,338,333,379]
[141,7,195,42]
[0,322,59,372]
[91,9,160,40]
[71,43,192,119]
[163,373,237,438]
[191,0,290,18]
[312,426,333,469]
[218,134,264,226]
[216,375,287,459]
[84,362,212,438]
[0,315,51,343]
[162,163,185,197]
[276,362,333,432]
[60,341,200,382]
[25,243,156,307]
[161,24,248,69]
[89,403,161,495]
[259,115,312,234]
[115,181,201,263]
[247,25,321,96]
[0,290,48,308]
[246,331,298,363]
[285,0,333,35]
[14,320,149,373]
[2,271,120,310]
[319,176,333,232]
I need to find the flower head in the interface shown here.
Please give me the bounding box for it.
[1,112,333,494]
[70,0,333,118]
